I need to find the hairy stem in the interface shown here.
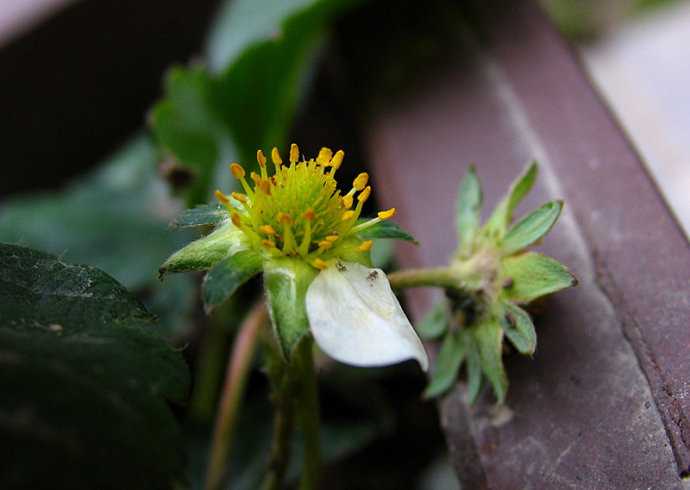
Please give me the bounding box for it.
[294,339,320,489]
[387,266,463,290]
[205,302,267,490]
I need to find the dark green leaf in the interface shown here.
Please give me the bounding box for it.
[171,203,228,227]
[501,200,563,255]
[465,333,482,404]
[502,302,537,355]
[264,258,318,358]
[417,301,449,340]
[474,319,508,404]
[484,162,538,237]
[456,166,482,254]
[423,330,465,399]
[150,67,234,205]
[159,222,245,277]
[501,252,577,303]
[202,250,263,312]
[0,244,189,489]
[356,219,417,243]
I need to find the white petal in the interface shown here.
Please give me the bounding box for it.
[306,261,429,371]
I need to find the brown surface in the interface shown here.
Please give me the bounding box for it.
[350,0,689,487]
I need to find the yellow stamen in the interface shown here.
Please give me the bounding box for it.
[317,147,333,165]
[214,190,230,204]
[358,240,373,252]
[313,258,328,270]
[230,163,245,179]
[378,208,396,220]
[303,208,315,221]
[277,212,293,225]
[318,240,333,250]
[342,210,355,221]
[342,194,354,209]
[353,172,369,191]
[259,225,276,235]
[325,235,339,242]
[262,239,276,249]
[330,150,344,170]
[271,147,282,168]
[231,192,248,203]
[257,149,268,178]
[231,212,243,228]
[258,179,271,195]
[357,185,371,203]
[290,143,299,164]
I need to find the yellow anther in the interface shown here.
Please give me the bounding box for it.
[262,239,276,249]
[325,235,339,242]
[231,212,243,227]
[250,172,261,185]
[277,212,293,225]
[358,240,373,252]
[330,150,344,170]
[353,172,369,191]
[318,240,333,250]
[214,190,230,204]
[342,194,354,209]
[342,210,355,221]
[258,179,271,195]
[357,185,371,203]
[290,143,299,164]
[231,192,248,203]
[230,163,245,179]
[303,208,315,221]
[313,258,328,270]
[259,225,276,235]
[378,208,396,220]
[317,147,333,165]
[271,147,282,166]
[257,149,267,167]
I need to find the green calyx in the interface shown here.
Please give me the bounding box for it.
[424,162,577,404]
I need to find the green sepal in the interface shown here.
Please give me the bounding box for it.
[159,222,245,278]
[501,252,577,303]
[171,204,228,228]
[465,334,482,404]
[417,301,449,340]
[501,200,563,255]
[456,165,482,254]
[423,330,465,399]
[202,250,262,313]
[484,162,538,238]
[356,220,418,244]
[474,318,508,404]
[264,258,318,360]
[501,301,536,355]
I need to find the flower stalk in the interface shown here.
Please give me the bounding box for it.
[205,302,267,490]
[294,339,320,489]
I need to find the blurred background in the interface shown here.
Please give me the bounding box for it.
[0,0,687,488]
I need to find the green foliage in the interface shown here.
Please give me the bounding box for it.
[424,163,576,403]
[417,301,449,340]
[356,219,418,243]
[203,250,263,312]
[171,203,228,228]
[263,258,318,359]
[0,244,189,489]
[0,136,195,336]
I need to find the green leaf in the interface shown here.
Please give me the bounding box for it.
[484,162,538,237]
[474,319,508,404]
[356,220,417,243]
[0,136,196,336]
[264,258,318,358]
[202,250,263,312]
[159,222,245,277]
[465,333,482,404]
[417,301,449,340]
[0,244,189,489]
[171,203,229,228]
[423,330,465,399]
[456,166,482,254]
[501,252,577,303]
[150,67,234,205]
[502,302,537,355]
[501,200,563,255]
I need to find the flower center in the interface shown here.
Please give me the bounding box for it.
[215,144,395,269]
